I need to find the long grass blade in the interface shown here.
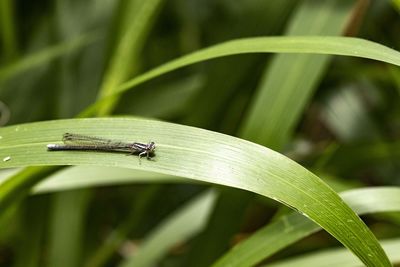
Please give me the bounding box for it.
[212,187,400,267]
[0,118,392,266]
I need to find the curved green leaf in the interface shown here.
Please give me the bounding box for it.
[212,187,400,267]
[0,118,391,266]
[116,36,400,93]
[82,36,400,115]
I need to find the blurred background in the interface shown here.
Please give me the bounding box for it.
[0,0,399,266]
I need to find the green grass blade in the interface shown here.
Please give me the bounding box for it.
[80,36,400,116]
[118,190,216,267]
[212,187,400,267]
[0,118,391,266]
[97,0,164,115]
[264,238,400,267]
[114,36,400,95]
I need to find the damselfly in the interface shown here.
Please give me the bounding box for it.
[47,133,156,161]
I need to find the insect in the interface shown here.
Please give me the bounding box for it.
[47,133,156,162]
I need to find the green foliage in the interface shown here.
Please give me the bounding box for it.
[0,1,399,267]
